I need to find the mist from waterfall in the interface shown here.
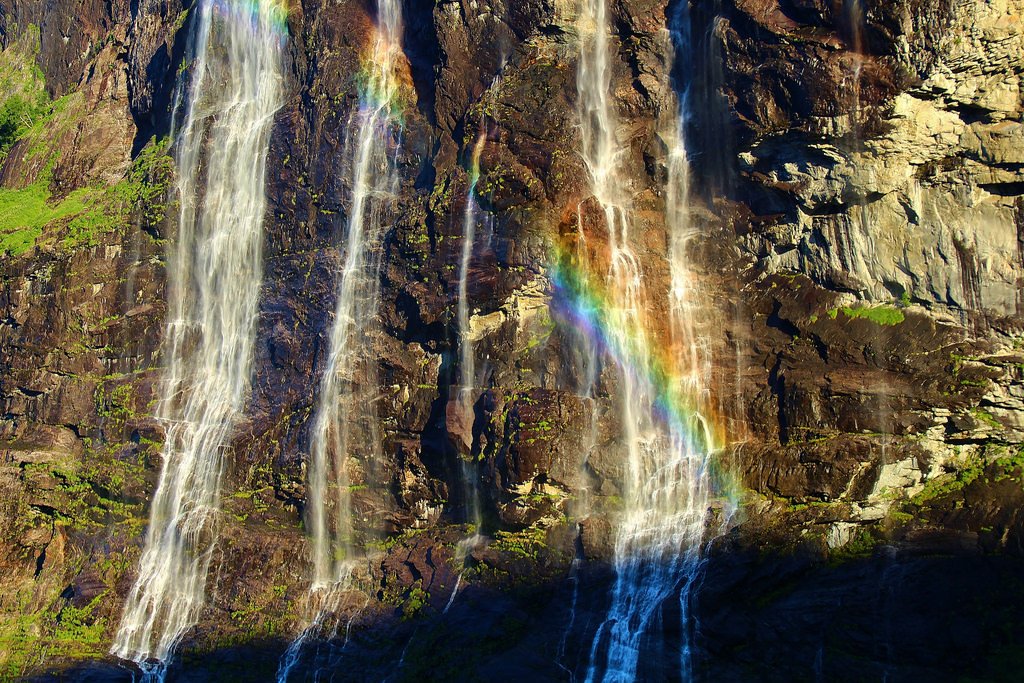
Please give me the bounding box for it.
[111,0,286,670]
[574,1,733,680]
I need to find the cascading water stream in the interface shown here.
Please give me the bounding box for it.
[842,0,876,287]
[277,2,403,679]
[111,0,285,672]
[568,1,735,680]
[305,0,403,591]
[455,124,489,535]
[447,73,509,610]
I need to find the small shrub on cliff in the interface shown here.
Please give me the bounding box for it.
[0,93,47,157]
[0,25,48,159]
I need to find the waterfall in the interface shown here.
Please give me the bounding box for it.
[457,127,488,409]
[455,124,488,532]
[277,3,403,679]
[305,0,404,590]
[571,1,734,680]
[111,0,285,670]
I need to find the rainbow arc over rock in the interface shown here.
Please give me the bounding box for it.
[549,245,740,506]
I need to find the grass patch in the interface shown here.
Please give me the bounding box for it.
[0,25,172,256]
[492,526,548,560]
[972,408,1003,429]
[828,304,905,326]
[61,136,173,249]
[911,453,985,506]
[0,136,172,255]
[0,181,88,254]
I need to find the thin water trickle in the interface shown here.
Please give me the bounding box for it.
[455,120,489,532]
[305,0,404,590]
[279,1,404,675]
[442,573,464,615]
[112,0,285,669]
[575,1,734,680]
[277,582,368,683]
[276,606,330,683]
[457,125,489,410]
[454,67,508,532]
[841,0,894,460]
[557,530,585,681]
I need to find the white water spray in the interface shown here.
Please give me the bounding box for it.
[112,0,285,669]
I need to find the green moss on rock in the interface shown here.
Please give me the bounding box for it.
[826,304,905,326]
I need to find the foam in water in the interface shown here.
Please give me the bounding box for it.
[565,1,737,679]
[111,0,285,670]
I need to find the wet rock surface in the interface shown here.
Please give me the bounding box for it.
[1,0,1023,679]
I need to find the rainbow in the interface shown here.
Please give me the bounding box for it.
[466,125,487,190]
[211,0,290,39]
[548,242,741,505]
[354,20,409,125]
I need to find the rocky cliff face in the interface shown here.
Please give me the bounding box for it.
[1,0,1022,680]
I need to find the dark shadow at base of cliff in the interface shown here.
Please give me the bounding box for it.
[693,548,1024,683]
[25,550,1024,682]
[23,639,293,683]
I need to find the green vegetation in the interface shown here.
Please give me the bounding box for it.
[51,597,107,647]
[371,526,427,553]
[0,588,112,678]
[993,449,1024,482]
[522,308,555,354]
[223,582,292,640]
[492,526,548,560]
[402,583,429,620]
[0,135,172,255]
[0,25,173,256]
[880,446,1024,537]
[911,453,986,506]
[837,528,877,558]
[0,88,47,157]
[0,25,48,158]
[827,304,905,326]
[22,459,145,531]
[971,407,1003,429]
[94,382,138,432]
[63,137,174,248]
[0,181,86,254]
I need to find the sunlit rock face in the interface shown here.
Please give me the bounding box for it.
[722,0,1024,315]
[0,0,1022,680]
